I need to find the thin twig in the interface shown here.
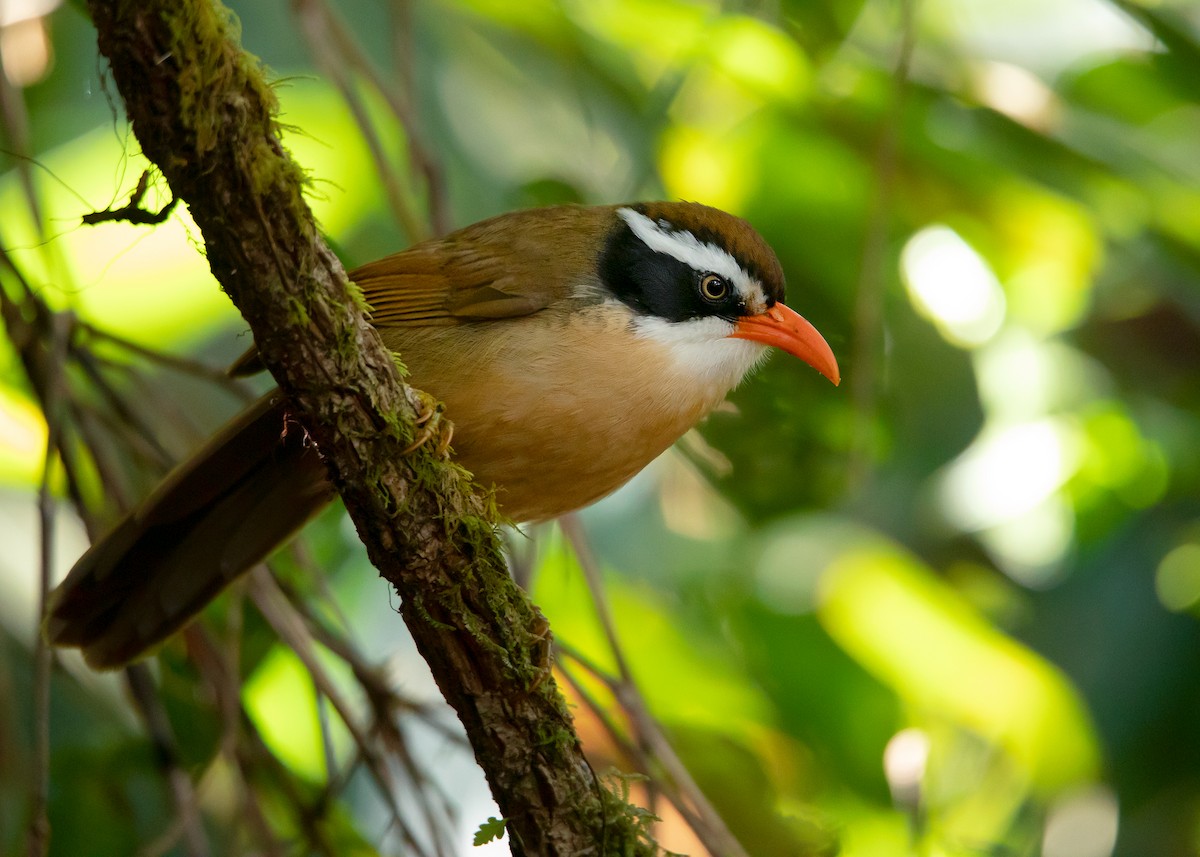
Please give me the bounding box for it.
[236,708,339,857]
[847,0,918,491]
[291,0,431,243]
[182,622,287,857]
[188,620,339,857]
[555,654,714,856]
[73,348,176,467]
[0,250,117,533]
[387,0,450,235]
[0,53,45,234]
[560,515,636,684]
[66,396,140,513]
[301,0,448,235]
[54,427,104,539]
[558,519,749,857]
[248,568,442,857]
[273,571,468,747]
[27,311,70,857]
[80,321,257,395]
[125,664,212,857]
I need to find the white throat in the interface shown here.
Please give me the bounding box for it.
[629,312,772,395]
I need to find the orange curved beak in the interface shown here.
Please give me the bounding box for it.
[730,303,840,385]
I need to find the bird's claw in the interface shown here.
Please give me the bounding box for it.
[433,421,454,457]
[413,396,437,427]
[402,399,454,458]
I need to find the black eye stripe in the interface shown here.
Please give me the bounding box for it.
[618,202,788,304]
[601,219,758,324]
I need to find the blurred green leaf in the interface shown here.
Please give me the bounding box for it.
[817,533,1100,792]
[472,816,507,846]
[6,0,1200,853]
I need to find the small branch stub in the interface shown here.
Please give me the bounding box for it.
[81,170,179,226]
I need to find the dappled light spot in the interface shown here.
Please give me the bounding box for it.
[708,15,810,105]
[939,419,1081,583]
[940,418,1079,530]
[1155,543,1200,614]
[1041,786,1119,857]
[818,545,1100,792]
[660,126,749,214]
[973,330,1101,422]
[1,4,57,88]
[976,496,1074,588]
[883,728,929,809]
[244,645,352,782]
[972,61,1059,131]
[901,225,1006,348]
[754,514,891,615]
[0,388,46,485]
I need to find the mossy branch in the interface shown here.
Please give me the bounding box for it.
[83,1,661,854]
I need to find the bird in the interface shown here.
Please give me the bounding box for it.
[45,201,839,669]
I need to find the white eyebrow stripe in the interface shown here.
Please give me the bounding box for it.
[617,207,759,302]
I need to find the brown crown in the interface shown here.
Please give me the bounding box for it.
[632,201,787,304]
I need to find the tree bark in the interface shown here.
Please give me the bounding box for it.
[83,2,658,853]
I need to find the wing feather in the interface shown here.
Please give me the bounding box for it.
[228,204,613,375]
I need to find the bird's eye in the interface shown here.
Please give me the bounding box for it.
[699,274,728,302]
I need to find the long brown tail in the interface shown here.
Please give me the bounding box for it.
[45,392,334,670]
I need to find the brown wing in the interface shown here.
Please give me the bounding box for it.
[355,204,610,326]
[351,245,547,327]
[230,205,612,376]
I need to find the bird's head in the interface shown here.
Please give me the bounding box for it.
[598,202,840,388]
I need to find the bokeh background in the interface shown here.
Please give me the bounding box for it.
[2,0,1200,855]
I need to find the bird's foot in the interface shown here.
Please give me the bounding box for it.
[403,394,454,458]
[413,393,438,426]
